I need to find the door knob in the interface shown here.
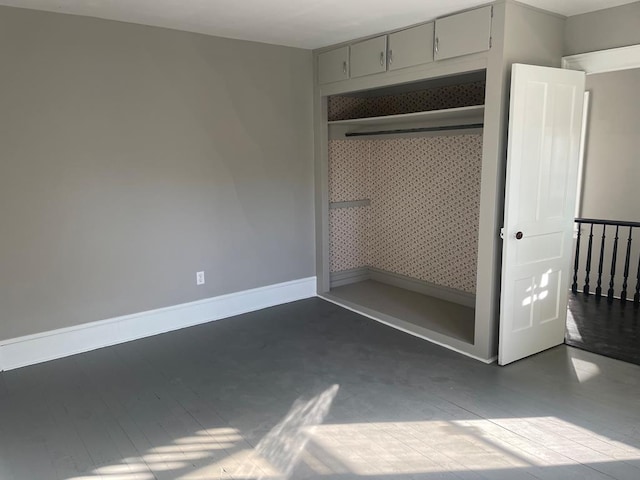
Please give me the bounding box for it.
[515,231,524,240]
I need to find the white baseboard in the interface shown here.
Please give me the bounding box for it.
[0,277,317,372]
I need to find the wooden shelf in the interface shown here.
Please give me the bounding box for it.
[328,104,485,128]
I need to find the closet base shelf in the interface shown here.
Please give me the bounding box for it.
[330,267,476,308]
[322,280,475,351]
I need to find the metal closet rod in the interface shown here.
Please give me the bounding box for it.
[344,123,484,137]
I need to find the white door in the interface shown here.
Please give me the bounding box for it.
[499,64,585,366]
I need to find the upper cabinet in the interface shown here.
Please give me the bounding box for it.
[317,5,492,85]
[388,23,434,71]
[318,46,349,84]
[350,36,388,78]
[434,6,492,61]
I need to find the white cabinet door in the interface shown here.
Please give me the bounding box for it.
[388,23,434,71]
[434,6,492,61]
[350,36,387,78]
[499,64,586,366]
[318,46,349,84]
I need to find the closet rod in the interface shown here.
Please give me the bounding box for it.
[344,123,484,137]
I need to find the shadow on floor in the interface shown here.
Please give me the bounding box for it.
[566,292,640,366]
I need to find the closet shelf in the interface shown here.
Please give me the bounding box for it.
[328,105,485,128]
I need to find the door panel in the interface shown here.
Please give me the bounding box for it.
[499,64,585,366]
[318,46,349,84]
[350,36,387,78]
[434,6,492,61]
[515,232,564,265]
[388,23,434,71]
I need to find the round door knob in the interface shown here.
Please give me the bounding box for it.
[515,231,524,240]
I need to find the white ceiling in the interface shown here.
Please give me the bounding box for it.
[0,0,636,49]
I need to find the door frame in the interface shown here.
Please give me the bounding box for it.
[562,44,640,218]
[531,44,640,362]
[562,44,640,75]
[562,44,640,210]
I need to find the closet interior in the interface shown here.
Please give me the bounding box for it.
[325,70,486,346]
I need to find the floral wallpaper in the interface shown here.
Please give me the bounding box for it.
[328,135,482,294]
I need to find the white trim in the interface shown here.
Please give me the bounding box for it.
[0,277,316,372]
[318,294,496,364]
[562,44,640,75]
[574,91,590,219]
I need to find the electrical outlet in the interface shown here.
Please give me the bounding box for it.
[196,271,205,285]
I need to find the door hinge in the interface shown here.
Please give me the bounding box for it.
[491,5,494,17]
[500,228,505,240]
[489,36,492,48]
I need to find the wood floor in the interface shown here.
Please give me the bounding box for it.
[1,298,640,480]
[566,293,640,366]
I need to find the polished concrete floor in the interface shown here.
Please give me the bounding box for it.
[1,298,640,480]
[566,293,640,366]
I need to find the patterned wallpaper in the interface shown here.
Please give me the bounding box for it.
[329,135,482,294]
[328,82,486,121]
[329,140,369,202]
[329,206,370,273]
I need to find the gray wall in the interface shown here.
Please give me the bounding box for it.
[580,69,640,222]
[565,2,640,55]
[564,2,640,222]
[566,4,640,288]
[0,6,315,340]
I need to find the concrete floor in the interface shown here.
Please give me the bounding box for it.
[1,297,639,480]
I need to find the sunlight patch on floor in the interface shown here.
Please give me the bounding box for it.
[66,385,340,480]
[570,355,602,382]
[308,417,640,475]
[64,386,640,479]
[566,307,584,341]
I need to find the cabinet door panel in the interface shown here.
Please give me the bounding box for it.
[350,36,387,78]
[388,23,434,71]
[318,46,349,84]
[434,6,492,61]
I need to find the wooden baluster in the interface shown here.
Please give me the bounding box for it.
[583,223,594,295]
[572,224,581,294]
[595,225,606,299]
[620,226,633,304]
[634,253,640,307]
[607,225,619,303]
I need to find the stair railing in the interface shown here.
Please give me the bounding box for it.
[573,218,640,306]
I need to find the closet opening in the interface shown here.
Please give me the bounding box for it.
[324,71,486,347]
